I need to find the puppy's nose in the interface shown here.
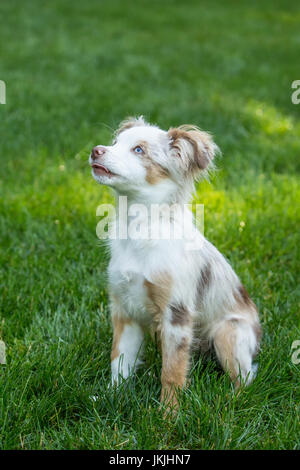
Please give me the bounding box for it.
[91,146,106,160]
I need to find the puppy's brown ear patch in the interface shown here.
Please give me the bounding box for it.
[168,125,218,174]
[138,141,169,185]
[115,116,147,137]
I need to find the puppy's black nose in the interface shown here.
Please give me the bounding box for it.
[91,146,106,160]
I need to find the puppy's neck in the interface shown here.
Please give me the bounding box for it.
[112,189,196,246]
[114,181,193,208]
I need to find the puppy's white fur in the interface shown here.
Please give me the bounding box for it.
[90,117,261,409]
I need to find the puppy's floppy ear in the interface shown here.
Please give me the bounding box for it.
[168,125,219,175]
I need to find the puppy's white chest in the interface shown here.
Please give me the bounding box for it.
[108,247,150,322]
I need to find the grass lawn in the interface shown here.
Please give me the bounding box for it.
[0,0,299,450]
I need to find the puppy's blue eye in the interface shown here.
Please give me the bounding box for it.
[134,146,143,154]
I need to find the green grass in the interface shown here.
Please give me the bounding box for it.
[0,0,299,450]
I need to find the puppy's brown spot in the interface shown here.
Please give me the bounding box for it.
[197,263,212,304]
[136,140,169,184]
[170,303,190,326]
[111,316,132,361]
[234,284,255,310]
[144,273,172,332]
[238,284,251,305]
[145,163,169,184]
[200,263,212,287]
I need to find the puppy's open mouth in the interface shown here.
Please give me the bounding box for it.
[91,162,115,177]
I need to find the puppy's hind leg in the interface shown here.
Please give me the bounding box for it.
[212,317,261,388]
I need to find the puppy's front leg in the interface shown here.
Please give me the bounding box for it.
[160,306,193,412]
[111,313,144,385]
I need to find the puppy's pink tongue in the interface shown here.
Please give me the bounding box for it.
[92,163,110,174]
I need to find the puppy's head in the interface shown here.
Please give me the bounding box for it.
[90,117,218,201]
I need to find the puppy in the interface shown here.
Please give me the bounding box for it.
[90,117,261,410]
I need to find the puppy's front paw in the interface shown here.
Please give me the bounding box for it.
[110,373,127,389]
